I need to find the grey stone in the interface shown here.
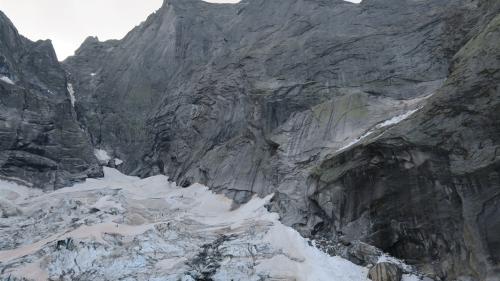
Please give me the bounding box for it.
[61,0,500,279]
[0,0,499,280]
[348,241,383,266]
[0,11,102,190]
[368,262,403,281]
[310,10,500,280]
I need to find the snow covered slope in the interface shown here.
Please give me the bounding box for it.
[0,168,424,280]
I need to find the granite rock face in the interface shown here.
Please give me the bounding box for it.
[310,11,500,280]
[60,0,500,279]
[63,0,473,180]
[0,12,102,190]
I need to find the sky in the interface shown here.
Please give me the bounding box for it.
[0,0,359,61]
[0,0,239,60]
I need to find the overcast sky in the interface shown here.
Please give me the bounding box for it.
[0,0,239,60]
[0,0,358,61]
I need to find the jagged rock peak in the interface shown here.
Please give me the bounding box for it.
[0,11,102,189]
[157,0,240,18]
[0,11,24,51]
[161,0,239,7]
[81,36,100,45]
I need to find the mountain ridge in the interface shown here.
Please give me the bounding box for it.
[0,0,499,279]
[0,10,102,190]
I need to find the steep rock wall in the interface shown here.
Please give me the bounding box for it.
[0,12,101,189]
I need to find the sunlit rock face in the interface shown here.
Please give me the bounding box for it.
[0,11,101,190]
[61,0,500,279]
[0,168,426,281]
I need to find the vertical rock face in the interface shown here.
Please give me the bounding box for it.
[64,0,486,193]
[0,12,101,189]
[41,0,500,279]
[63,0,239,172]
[311,12,500,280]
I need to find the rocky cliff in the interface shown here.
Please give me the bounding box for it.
[0,12,101,190]
[0,0,498,280]
[62,0,500,279]
[310,13,500,279]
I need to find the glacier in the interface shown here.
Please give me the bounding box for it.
[0,75,14,85]
[0,168,421,281]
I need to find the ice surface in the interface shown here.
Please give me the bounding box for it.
[0,75,15,85]
[94,149,111,162]
[338,108,421,152]
[67,83,76,106]
[377,108,420,128]
[0,168,424,280]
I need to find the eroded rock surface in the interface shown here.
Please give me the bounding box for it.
[62,0,500,279]
[0,11,101,190]
[59,0,500,279]
[368,262,403,281]
[0,0,498,279]
[310,11,500,280]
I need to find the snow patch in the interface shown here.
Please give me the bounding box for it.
[377,108,420,128]
[67,83,76,106]
[94,149,111,162]
[114,158,124,165]
[0,75,15,85]
[338,108,421,152]
[338,130,376,152]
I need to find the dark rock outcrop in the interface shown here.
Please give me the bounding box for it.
[60,0,500,279]
[310,11,500,280]
[0,11,102,189]
[368,262,403,281]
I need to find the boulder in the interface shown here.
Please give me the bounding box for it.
[368,263,403,281]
